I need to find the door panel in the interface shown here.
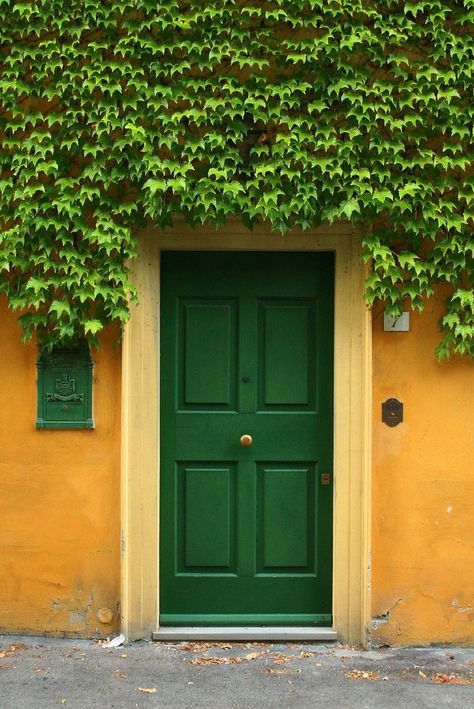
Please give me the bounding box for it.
[179,299,238,410]
[180,462,237,573]
[258,300,316,409]
[160,251,334,626]
[257,463,316,572]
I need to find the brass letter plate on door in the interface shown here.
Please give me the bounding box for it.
[36,341,94,429]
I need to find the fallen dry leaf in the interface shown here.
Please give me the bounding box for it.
[267,668,289,675]
[187,649,268,666]
[182,642,214,653]
[183,641,234,651]
[0,644,27,659]
[244,651,264,661]
[188,656,243,666]
[419,670,427,678]
[270,652,294,666]
[300,651,315,658]
[346,669,383,681]
[266,668,301,676]
[431,673,474,685]
[114,672,127,680]
[138,687,157,693]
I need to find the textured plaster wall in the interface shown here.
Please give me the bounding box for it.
[1,280,473,643]
[0,297,121,637]
[371,289,474,645]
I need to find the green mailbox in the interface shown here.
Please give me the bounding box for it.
[36,342,94,429]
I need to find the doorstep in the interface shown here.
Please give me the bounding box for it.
[153,627,338,642]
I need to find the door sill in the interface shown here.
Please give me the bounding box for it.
[152,626,337,642]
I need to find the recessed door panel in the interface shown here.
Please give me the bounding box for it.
[258,300,316,410]
[257,463,316,573]
[179,299,237,410]
[160,252,334,626]
[179,462,237,573]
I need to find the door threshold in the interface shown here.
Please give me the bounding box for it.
[153,626,337,642]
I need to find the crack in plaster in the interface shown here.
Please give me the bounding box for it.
[371,598,403,629]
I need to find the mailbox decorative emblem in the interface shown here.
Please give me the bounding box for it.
[47,374,85,403]
[36,342,94,429]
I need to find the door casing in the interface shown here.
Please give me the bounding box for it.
[121,219,372,645]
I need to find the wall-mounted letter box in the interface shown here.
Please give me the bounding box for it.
[36,342,94,429]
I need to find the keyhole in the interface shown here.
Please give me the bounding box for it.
[242,376,250,383]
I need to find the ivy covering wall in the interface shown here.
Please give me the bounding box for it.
[0,0,472,356]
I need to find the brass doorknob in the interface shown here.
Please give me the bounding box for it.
[240,434,253,447]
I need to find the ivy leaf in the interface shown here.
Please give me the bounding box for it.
[84,319,103,335]
[48,300,71,318]
[341,199,360,219]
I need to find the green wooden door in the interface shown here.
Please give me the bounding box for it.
[160,251,334,626]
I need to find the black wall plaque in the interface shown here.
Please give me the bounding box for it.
[382,398,403,427]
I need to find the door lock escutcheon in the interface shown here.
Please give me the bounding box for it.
[321,473,331,486]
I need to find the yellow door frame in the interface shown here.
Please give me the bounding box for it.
[121,220,372,644]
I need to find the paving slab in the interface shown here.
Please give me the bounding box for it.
[0,635,473,708]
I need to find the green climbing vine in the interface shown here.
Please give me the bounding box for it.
[0,0,473,357]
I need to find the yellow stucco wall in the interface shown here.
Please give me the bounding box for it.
[1,278,473,643]
[0,297,121,637]
[371,290,474,645]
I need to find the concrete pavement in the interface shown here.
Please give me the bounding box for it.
[1,635,473,708]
